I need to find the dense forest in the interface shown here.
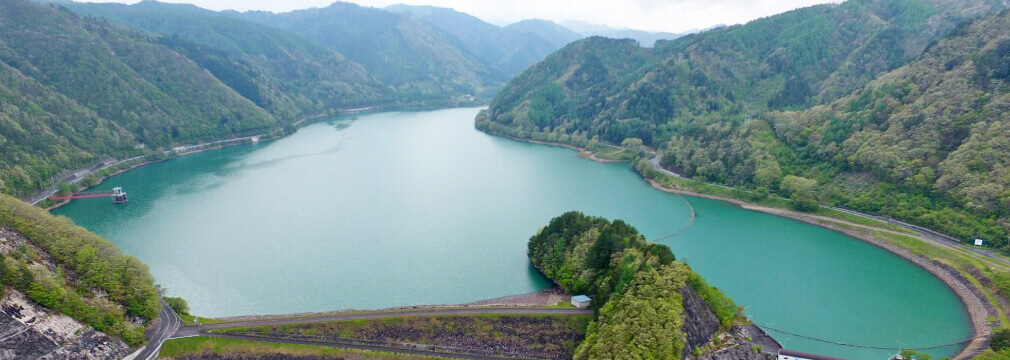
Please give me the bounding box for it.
[479,0,1010,249]
[63,1,388,120]
[0,0,277,199]
[0,193,161,344]
[231,2,575,100]
[528,212,739,359]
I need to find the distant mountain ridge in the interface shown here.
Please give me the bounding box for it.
[232,2,504,99]
[62,0,388,120]
[505,19,583,48]
[557,20,717,47]
[384,4,574,76]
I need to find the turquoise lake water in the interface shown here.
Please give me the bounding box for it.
[53,108,971,359]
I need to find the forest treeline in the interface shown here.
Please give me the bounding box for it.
[528,212,738,359]
[479,0,1010,250]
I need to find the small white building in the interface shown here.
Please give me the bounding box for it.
[975,239,986,246]
[778,349,848,360]
[571,295,591,309]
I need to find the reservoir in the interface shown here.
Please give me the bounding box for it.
[53,108,970,359]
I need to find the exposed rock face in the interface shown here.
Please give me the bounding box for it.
[0,291,128,360]
[681,284,721,357]
[688,326,778,360]
[695,345,777,360]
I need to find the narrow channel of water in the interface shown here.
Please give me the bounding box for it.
[53,108,970,359]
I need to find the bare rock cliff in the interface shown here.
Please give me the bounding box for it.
[0,290,128,360]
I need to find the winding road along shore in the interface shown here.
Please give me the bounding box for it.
[484,131,998,360]
[641,156,996,359]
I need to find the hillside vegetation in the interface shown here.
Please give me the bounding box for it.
[0,0,278,198]
[233,2,581,100]
[528,212,741,359]
[63,1,388,119]
[479,0,1010,249]
[233,2,505,100]
[0,193,160,344]
[386,5,575,77]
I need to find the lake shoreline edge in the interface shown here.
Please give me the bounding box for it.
[39,105,485,211]
[479,127,991,359]
[43,109,989,359]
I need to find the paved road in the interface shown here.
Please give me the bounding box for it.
[135,301,181,360]
[646,154,1010,267]
[827,206,1010,266]
[173,307,593,338]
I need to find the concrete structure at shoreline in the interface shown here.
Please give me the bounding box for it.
[571,295,591,309]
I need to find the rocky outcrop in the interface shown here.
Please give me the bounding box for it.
[689,326,777,360]
[695,345,776,360]
[0,291,128,360]
[681,285,721,357]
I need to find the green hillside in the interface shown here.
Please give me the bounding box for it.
[505,19,583,50]
[234,2,503,100]
[479,0,1010,248]
[0,193,160,345]
[385,5,572,76]
[0,0,280,198]
[62,1,388,119]
[747,8,1010,246]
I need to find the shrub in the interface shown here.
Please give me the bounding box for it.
[991,329,1010,351]
[165,296,190,315]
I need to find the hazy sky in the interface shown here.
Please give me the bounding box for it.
[77,0,841,33]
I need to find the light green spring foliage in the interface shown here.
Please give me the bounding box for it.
[0,193,159,345]
[529,212,737,360]
[575,264,690,360]
[975,349,1010,360]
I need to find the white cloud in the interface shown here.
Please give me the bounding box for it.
[76,0,842,33]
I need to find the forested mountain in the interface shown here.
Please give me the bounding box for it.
[558,20,690,47]
[0,0,282,198]
[478,0,1010,248]
[233,2,506,100]
[745,8,1010,246]
[505,19,583,49]
[61,1,389,120]
[385,5,576,76]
